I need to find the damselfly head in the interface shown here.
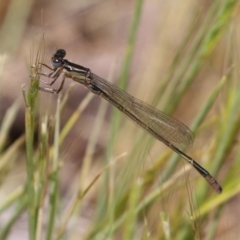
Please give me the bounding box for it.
[52,49,66,68]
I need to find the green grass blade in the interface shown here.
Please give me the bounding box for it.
[24,35,45,240]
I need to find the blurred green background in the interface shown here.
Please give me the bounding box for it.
[0,0,240,239]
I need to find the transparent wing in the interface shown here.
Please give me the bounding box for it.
[90,73,194,149]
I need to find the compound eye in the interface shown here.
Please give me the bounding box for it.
[55,49,66,59]
[52,59,62,68]
[51,49,66,68]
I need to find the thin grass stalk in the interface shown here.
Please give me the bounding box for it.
[0,185,25,214]
[24,36,45,240]
[224,129,240,191]
[152,9,202,107]
[122,178,143,240]
[0,193,28,240]
[159,211,171,239]
[0,135,25,175]
[205,205,224,240]
[165,0,238,115]
[59,83,75,113]
[46,96,61,240]
[157,2,219,112]
[97,0,144,221]
[107,0,144,146]
[36,114,50,240]
[91,167,184,238]
[59,92,94,146]
[56,95,108,239]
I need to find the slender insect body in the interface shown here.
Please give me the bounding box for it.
[36,49,222,194]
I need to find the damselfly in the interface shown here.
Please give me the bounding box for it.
[36,49,222,193]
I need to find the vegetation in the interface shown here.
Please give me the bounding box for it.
[0,0,240,239]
